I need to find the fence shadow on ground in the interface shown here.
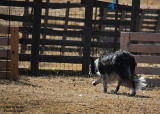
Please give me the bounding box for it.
[0,78,42,88]
[15,81,42,88]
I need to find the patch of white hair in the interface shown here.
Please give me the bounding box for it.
[94,58,101,76]
[135,76,147,90]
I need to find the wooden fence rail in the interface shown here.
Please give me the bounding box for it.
[0,25,19,80]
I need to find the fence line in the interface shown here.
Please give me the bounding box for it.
[0,0,160,76]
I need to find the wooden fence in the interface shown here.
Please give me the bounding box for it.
[121,32,160,75]
[139,9,160,33]
[120,32,160,85]
[0,25,19,80]
[0,0,160,75]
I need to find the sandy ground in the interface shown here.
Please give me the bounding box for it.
[0,76,160,114]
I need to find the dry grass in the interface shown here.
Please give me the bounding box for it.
[0,3,160,113]
[0,76,160,113]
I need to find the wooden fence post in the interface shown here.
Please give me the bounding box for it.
[131,0,140,32]
[10,27,19,80]
[61,1,70,55]
[0,26,19,80]
[21,0,29,53]
[155,12,160,33]
[31,0,42,76]
[114,0,119,51]
[119,10,126,32]
[40,0,50,54]
[120,32,130,51]
[82,0,93,75]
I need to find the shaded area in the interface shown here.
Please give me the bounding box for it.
[19,68,82,76]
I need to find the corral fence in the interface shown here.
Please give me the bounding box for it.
[0,0,160,76]
[0,25,19,80]
[120,32,160,85]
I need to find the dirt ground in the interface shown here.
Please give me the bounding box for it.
[0,76,160,114]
